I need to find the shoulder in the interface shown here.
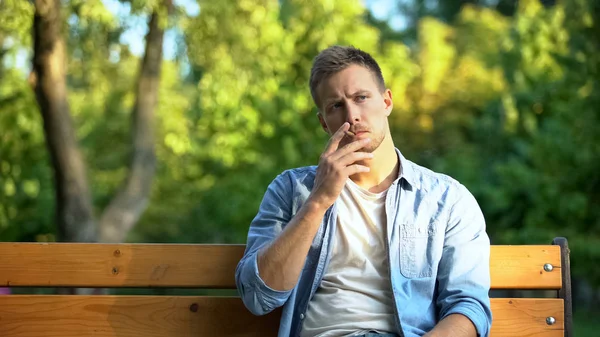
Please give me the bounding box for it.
[268,165,318,194]
[403,159,484,231]
[406,159,461,192]
[276,165,317,182]
[402,156,474,206]
[280,165,317,180]
[262,166,317,213]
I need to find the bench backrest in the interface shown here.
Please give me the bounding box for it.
[0,238,572,337]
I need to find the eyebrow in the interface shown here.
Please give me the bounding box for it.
[323,90,371,106]
[353,90,370,96]
[323,97,341,108]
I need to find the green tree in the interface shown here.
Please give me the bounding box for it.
[1,0,175,243]
[0,0,52,241]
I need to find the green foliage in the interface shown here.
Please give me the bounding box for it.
[575,309,600,337]
[0,1,53,242]
[0,69,54,241]
[1,0,599,290]
[0,0,34,45]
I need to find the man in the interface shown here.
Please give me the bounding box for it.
[235,45,492,337]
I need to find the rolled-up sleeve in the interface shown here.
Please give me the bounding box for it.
[436,184,493,336]
[235,172,294,315]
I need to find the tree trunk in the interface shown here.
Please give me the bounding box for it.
[32,0,170,244]
[32,0,96,242]
[98,6,168,243]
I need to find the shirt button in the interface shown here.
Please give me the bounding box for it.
[300,313,305,320]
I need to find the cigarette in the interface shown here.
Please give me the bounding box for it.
[345,131,355,137]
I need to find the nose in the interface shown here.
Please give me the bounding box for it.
[345,103,360,124]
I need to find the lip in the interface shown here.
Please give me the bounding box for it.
[344,130,369,139]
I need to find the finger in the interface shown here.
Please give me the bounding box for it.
[344,164,370,176]
[331,137,371,160]
[337,151,374,166]
[323,123,350,155]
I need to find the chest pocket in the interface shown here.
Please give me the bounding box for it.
[399,219,443,278]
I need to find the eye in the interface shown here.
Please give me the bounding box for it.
[356,95,367,102]
[332,102,343,109]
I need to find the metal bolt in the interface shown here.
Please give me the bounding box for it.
[189,303,199,312]
[546,316,556,325]
[114,249,121,257]
[543,263,554,272]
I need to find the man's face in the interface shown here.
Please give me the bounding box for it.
[316,64,393,152]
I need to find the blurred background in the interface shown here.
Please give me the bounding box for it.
[0,0,598,334]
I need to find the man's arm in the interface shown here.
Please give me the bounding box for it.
[255,198,328,291]
[424,314,476,337]
[258,123,372,291]
[432,183,493,336]
[235,122,373,314]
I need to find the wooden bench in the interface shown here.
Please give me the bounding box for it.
[0,237,572,337]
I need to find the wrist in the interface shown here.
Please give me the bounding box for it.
[305,195,333,215]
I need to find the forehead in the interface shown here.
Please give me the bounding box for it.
[317,64,379,101]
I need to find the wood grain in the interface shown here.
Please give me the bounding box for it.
[0,243,562,289]
[490,245,562,289]
[0,243,245,288]
[0,295,280,337]
[0,296,562,337]
[490,298,564,337]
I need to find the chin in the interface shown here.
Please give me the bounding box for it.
[365,135,385,153]
[362,140,383,153]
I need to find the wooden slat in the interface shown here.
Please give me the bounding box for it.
[0,296,562,337]
[490,245,562,289]
[0,243,563,289]
[0,295,280,337]
[0,243,245,288]
[490,298,564,337]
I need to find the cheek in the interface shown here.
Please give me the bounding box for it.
[325,115,343,128]
[321,122,335,135]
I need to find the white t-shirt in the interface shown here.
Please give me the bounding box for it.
[300,178,396,337]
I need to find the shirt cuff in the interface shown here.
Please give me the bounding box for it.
[442,302,491,337]
[240,252,292,313]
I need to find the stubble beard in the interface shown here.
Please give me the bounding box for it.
[362,131,386,153]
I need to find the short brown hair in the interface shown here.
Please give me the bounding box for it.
[309,45,386,108]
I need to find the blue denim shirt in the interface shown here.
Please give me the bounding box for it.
[236,149,492,337]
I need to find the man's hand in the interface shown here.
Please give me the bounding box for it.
[309,122,373,210]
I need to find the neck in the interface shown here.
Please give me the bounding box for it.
[350,134,399,194]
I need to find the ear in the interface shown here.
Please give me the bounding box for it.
[317,112,329,133]
[383,89,393,117]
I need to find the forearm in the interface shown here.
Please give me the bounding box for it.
[257,199,328,291]
[424,314,477,337]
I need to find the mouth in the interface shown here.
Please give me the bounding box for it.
[345,130,368,138]
[345,131,369,138]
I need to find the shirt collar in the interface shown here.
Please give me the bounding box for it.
[395,148,420,190]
